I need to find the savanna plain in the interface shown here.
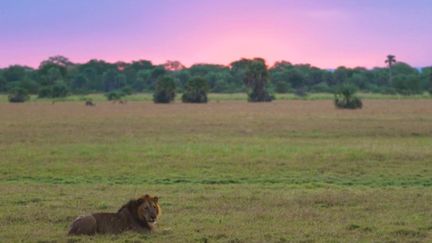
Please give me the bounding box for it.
[1,98,432,242]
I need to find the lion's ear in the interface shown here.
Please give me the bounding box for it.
[153,196,159,203]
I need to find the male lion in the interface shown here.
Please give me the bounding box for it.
[68,194,160,235]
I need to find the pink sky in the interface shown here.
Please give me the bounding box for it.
[1,0,431,68]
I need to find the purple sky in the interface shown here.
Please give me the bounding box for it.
[0,0,431,68]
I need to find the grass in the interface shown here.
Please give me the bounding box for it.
[0,100,432,242]
[1,92,431,103]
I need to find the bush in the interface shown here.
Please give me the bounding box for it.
[121,86,133,95]
[153,76,176,103]
[182,77,209,103]
[334,96,362,109]
[105,90,126,101]
[8,88,30,103]
[247,87,274,102]
[334,83,362,109]
[37,82,69,98]
[38,86,53,98]
[51,82,69,98]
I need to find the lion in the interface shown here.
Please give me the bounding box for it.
[68,194,161,235]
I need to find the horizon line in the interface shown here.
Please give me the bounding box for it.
[1,55,428,70]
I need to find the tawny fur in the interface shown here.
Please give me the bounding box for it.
[68,195,160,235]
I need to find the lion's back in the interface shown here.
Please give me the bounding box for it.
[68,213,127,235]
[68,215,97,235]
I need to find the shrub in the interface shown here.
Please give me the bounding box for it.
[247,89,273,102]
[8,88,30,103]
[121,86,133,95]
[153,76,176,103]
[38,86,53,98]
[51,82,69,98]
[182,77,209,103]
[334,83,362,109]
[105,90,126,101]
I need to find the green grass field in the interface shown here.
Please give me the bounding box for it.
[1,99,432,242]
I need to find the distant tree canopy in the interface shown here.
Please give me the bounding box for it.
[1,56,430,98]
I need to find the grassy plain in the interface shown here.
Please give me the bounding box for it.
[0,99,432,242]
[1,92,431,104]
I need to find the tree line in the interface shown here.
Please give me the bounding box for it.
[1,55,431,103]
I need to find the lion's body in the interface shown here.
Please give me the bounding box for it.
[68,195,160,235]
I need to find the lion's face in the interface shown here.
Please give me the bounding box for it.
[137,195,160,225]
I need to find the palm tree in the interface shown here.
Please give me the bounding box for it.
[385,55,396,85]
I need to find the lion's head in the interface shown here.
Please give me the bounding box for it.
[136,194,161,225]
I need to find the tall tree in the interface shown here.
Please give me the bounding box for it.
[385,55,397,85]
[230,58,273,102]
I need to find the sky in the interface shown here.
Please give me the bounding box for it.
[0,0,431,68]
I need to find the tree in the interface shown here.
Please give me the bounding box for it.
[3,65,31,82]
[230,58,273,102]
[148,66,168,91]
[37,81,69,98]
[333,66,350,85]
[20,79,40,94]
[0,72,7,92]
[429,70,432,94]
[132,70,152,92]
[38,86,53,98]
[334,83,362,109]
[40,56,73,68]
[70,73,89,92]
[51,82,69,98]
[390,62,421,94]
[153,76,176,103]
[8,87,30,103]
[2,55,432,96]
[103,69,127,92]
[393,74,421,94]
[163,60,185,71]
[286,69,306,90]
[182,77,209,103]
[385,55,397,85]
